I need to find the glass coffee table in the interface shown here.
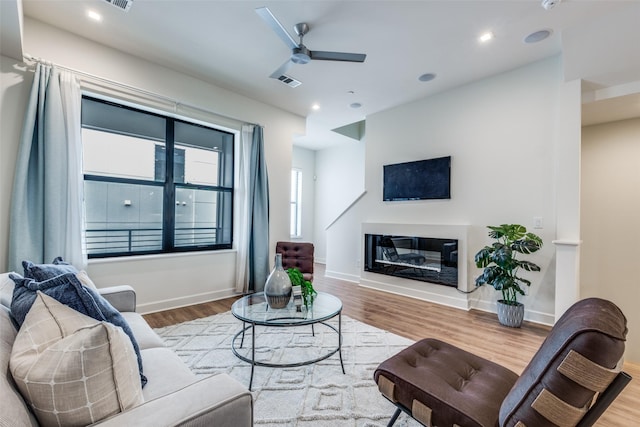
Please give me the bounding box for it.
[231,291,344,390]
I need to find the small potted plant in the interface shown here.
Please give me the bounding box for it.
[474,224,543,327]
[286,268,317,309]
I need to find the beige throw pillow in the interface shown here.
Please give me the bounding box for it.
[10,292,143,427]
[75,270,98,290]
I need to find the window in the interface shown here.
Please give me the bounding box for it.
[290,169,302,237]
[81,96,234,257]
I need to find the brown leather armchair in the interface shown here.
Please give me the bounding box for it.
[275,241,314,282]
[375,297,631,427]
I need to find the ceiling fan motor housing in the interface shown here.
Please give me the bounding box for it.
[292,46,311,64]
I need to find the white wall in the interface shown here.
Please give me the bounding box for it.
[581,118,640,362]
[314,139,366,266]
[324,57,561,324]
[0,18,305,312]
[291,146,316,243]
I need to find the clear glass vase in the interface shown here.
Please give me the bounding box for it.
[264,253,292,309]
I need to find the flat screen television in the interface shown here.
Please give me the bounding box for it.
[383,156,451,201]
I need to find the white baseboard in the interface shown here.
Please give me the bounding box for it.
[137,288,239,315]
[359,278,470,311]
[471,299,555,326]
[325,269,360,283]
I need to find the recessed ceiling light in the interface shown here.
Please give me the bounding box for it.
[479,32,494,43]
[87,10,103,22]
[350,102,362,109]
[418,73,436,82]
[524,29,553,44]
[311,103,320,111]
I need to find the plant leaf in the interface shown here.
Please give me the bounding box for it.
[492,275,514,291]
[525,232,543,246]
[475,265,499,286]
[474,246,494,267]
[487,227,504,240]
[514,286,526,295]
[490,245,513,267]
[286,268,305,286]
[514,276,532,287]
[517,260,541,272]
[512,238,542,254]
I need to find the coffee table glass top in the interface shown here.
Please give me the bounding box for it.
[231,291,342,326]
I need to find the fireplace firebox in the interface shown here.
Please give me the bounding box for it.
[364,234,458,287]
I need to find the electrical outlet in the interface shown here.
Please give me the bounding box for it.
[533,217,543,229]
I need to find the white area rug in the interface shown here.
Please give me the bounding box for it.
[154,311,422,426]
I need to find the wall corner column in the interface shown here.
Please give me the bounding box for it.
[553,78,582,322]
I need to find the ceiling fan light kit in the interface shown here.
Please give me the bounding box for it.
[292,47,311,64]
[255,6,366,84]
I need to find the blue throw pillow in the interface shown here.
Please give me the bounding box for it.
[10,272,147,387]
[10,272,101,326]
[22,257,78,281]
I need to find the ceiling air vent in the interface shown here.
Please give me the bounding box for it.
[277,74,302,88]
[102,0,133,12]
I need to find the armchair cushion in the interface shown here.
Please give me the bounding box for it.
[375,338,518,427]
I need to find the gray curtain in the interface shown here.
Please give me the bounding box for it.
[8,64,84,272]
[247,126,270,292]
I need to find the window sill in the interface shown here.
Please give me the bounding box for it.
[88,248,237,265]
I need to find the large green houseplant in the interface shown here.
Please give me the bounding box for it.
[474,224,543,327]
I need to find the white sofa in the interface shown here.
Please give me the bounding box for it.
[1,274,253,427]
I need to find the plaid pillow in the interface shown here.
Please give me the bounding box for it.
[10,292,143,426]
[10,272,147,387]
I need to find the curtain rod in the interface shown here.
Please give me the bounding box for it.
[23,53,260,128]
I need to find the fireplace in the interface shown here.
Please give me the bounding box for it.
[364,234,458,287]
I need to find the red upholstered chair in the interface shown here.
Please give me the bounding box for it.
[374,297,631,427]
[276,241,314,282]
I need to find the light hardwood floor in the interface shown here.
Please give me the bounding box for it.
[144,264,639,426]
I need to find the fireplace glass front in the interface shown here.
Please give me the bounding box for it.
[364,234,458,287]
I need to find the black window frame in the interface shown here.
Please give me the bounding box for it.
[81,95,234,258]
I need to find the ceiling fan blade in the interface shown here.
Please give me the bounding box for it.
[255,7,298,51]
[310,51,367,62]
[269,60,293,79]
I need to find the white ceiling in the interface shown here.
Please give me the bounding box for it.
[5,0,640,149]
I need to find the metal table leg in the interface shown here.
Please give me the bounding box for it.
[249,322,255,391]
[338,311,345,374]
[240,321,246,347]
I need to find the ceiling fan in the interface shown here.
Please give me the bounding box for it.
[255,6,367,82]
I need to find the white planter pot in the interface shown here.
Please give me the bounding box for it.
[497,300,524,328]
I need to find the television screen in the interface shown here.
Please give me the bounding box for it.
[383,156,451,201]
